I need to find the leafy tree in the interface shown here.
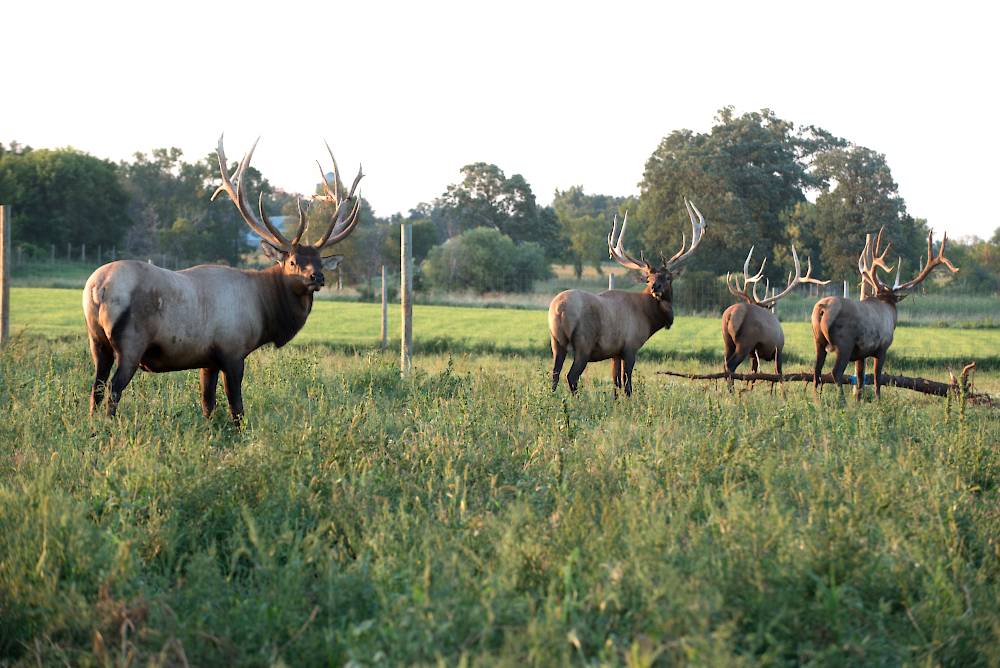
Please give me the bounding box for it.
[638,107,844,278]
[558,212,606,279]
[438,163,562,256]
[813,146,923,281]
[552,185,627,222]
[422,228,552,293]
[0,147,131,250]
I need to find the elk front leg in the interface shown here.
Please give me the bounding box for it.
[550,337,567,392]
[89,335,115,412]
[873,349,887,399]
[855,358,866,401]
[220,359,246,426]
[200,368,220,418]
[611,356,622,399]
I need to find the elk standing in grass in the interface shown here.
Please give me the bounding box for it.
[549,198,705,397]
[812,228,958,400]
[722,246,827,386]
[83,135,363,424]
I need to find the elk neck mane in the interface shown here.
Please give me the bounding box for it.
[251,264,315,348]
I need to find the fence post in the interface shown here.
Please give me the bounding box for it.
[844,280,849,299]
[609,273,614,290]
[338,266,343,292]
[68,242,72,263]
[82,243,86,263]
[1,206,10,348]
[401,223,412,378]
[17,245,22,266]
[381,265,388,350]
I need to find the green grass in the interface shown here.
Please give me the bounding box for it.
[1,338,999,666]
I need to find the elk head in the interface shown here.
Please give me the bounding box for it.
[211,134,364,294]
[608,198,706,303]
[727,246,828,309]
[858,227,958,303]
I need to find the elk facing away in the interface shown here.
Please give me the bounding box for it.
[549,199,705,397]
[812,228,958,400]
[83,135,363,424]
[722,246,827,385]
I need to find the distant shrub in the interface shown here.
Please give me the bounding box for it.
[422,228,553,293]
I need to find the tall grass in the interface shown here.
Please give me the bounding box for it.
[1,338,999,666]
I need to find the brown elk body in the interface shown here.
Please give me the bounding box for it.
[549,199,705,397]
[722,246,827,383]
[84,135,363,423]
[812,229,958,400]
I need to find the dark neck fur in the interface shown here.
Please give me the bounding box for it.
[252,265,314,349]
[639,290,675,333]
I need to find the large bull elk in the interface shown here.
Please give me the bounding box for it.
[812,228,958,400]
[722,246,827,384]
[83,134,363,424]
[548,199,705,397]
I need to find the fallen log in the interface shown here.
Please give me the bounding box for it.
[656,363,998,407]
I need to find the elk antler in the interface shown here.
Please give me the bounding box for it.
[857,227,896,295]
[726,246,767,304]
[757,246,829,306]
[664,198,706,270]
[212,134,301,251]
[309,140,365,251]
[893,228,959,291]
[608,212,652,271]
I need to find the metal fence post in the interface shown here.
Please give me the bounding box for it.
[401,224,412,378]
[81,243,86,263]
[1,206,10,348]
[844,280,849,299]
[609,273,614,290]
[67,242,72,263]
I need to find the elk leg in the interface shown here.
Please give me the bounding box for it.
[565,341,593,396]
[105,349,142,418]
[200,368,220,418]
[813,341,828,391]
[830,351,851,402]
[622,352,637,397]
[725,345,752,391]
[873,350,887,399]
[855,358,866,401]
[551,339,567,392]
[775,346,783,375]
[221,359,246,425]
[612,356,622,399]
[723,335,737,390]
[751,351,760,374]
[89,335,115,412]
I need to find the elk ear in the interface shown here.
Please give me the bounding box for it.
[671,266,687,280]
[895,292,908,303]
[321,254,345,270]
[630,271,648,284]
[260,240,287,264]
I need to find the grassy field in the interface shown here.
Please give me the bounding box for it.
[2,288,1000,666]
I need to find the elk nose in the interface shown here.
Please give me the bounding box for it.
[312,271,325,285]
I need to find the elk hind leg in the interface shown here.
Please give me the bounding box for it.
[565,339,593,396]
[813,339,829,391]
[621,352,637,397]
[873,350,887,399]
[200,368,220,418]
[105,348,142,418]
[829,350,852,402]
[550,337,567,392]
[724,344,752,391]
[88,334,115,412]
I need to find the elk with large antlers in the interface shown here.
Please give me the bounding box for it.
[83,134,363,424]
[812,228,958,400]
[722,246,828,385]
[548,199,706,397]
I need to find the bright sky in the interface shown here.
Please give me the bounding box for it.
[7,1,998,240]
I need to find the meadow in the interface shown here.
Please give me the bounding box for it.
[2,287,1000,666]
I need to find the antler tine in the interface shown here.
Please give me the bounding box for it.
[211,134,291,250]
[726,246,766,303]
[664,198,706,270]
[869,226,896,281]
[758,246,830,307]
[608,213,650,272]
[319,186,364,249]
[288,198,308,245]
[894,228,960,292]
[308,141,365,252]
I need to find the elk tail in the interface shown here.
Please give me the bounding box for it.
[812,299,841,354]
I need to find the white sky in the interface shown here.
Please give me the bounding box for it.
[6,0,998,239]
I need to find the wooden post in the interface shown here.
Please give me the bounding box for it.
[338,265,343,291]
[1,206,10,348]
[81,243,86,263]
[608,273,614,290]
[844,279,849,299]
[17,245,22,266]
[381,265,388,350]
[401,223,412,377]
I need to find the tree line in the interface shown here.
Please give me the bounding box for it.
[3,107,999,293]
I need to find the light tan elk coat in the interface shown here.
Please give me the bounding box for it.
[83,135,363,423]
[721,246,827,384]
[549,199,705,397]
[812,228,958,400]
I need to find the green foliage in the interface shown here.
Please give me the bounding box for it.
[638,107,845,278]
[1,338,999,665]
[422,228,553,293]
[814,146,925,281]
[0,147,132,248]
[558,212,607,279]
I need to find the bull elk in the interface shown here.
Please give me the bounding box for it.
[83,134,363,424]
[812,228,958,400]
[722,246,828,385]
[549,198,706,397]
